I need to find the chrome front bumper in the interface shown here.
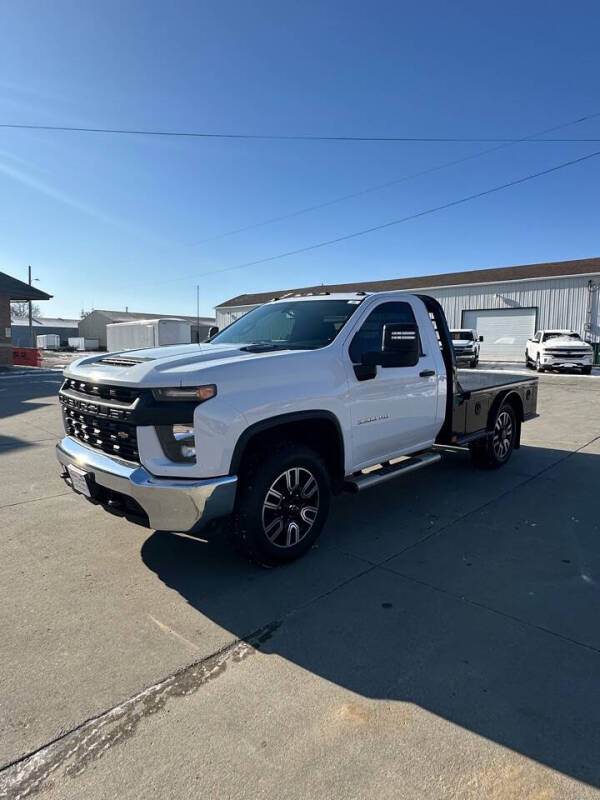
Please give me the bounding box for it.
[542,359,592,370]
[56,436,237,532]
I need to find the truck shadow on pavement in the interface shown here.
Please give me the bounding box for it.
[141,444,600,790]
[0,373,63,422]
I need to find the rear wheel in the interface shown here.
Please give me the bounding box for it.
[469,403,517,470]
[230,443,331,566]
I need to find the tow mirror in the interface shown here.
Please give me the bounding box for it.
[479,335,484,342]
[362,323,420,368]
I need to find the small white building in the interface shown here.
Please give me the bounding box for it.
[215,257,600,361]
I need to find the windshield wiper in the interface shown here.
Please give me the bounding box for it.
[240,342,290,353]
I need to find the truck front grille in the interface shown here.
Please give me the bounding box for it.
[545,349,589,358]
[59,380,140,462]
[62,378,138,404]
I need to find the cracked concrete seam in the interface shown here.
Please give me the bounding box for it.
[0,622,280,800]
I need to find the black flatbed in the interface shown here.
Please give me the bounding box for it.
[457,370,538,398]
[449,369,538,443]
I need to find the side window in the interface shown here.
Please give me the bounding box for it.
[349,302,419,364]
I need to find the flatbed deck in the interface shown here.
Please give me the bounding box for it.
[457,370,537,397]
[448,370,538,442]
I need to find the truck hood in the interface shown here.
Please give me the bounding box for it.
[64,343,297,386]
[542,337,591,350]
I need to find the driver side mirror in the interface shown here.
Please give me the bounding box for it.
[361,323,420,368]
[479,335,484,342]
[206,325,219,340]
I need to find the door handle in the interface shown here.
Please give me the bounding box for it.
[419,369,436,377]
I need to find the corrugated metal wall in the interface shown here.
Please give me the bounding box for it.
[79,312,111,348]
[216,276,600,342]
[423,276,598,340]
[216,304,260,329]
[11,324,78,347]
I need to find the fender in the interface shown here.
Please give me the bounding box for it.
[229,410,345,477]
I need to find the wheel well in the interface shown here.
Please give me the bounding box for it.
[231,415,345,491]
[489,391,524,448]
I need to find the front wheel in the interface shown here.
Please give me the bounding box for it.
[535,355,545,372]
[469,403,517,470]
[470,357,479,369]
[230,443,331,566]
[582,366,592,375]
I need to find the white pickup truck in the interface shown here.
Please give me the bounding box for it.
[525,329,593,374]
[449,328,482,368]
[57,293,538,565]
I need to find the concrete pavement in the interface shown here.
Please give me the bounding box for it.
[1,369,600,799]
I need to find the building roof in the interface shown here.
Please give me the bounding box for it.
[11,317,79,328]
[0,271,52,301]
[216,257,600,309]
[84,309,215,324]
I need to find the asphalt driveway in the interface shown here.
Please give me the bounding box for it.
[1,369,600,799]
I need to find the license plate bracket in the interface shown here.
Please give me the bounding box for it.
[67,464,93,498]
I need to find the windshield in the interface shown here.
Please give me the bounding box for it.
[543,332,581,342]
[451,331,473,341]
[210,299,363,350]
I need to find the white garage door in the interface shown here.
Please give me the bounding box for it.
[462,308,537,361]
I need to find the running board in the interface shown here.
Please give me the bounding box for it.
[344,452,442,493]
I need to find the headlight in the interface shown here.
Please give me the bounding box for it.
[156,424,196,462]
[153,385,216,402]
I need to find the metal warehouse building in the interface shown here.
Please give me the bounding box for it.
[79,309,216,349]
[11,316,79,348]
[215,257,600,361]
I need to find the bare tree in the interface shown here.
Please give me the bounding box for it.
[11,302,41,319]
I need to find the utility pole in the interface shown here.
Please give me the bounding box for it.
[28,265,33,348]
[196,284,200,344]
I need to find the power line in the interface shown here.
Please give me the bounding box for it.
[187,110,600,246]
[1,121,600,143]
[160,148,600,285]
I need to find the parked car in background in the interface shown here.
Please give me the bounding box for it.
[525,330,593,374]
[449,329,482,368]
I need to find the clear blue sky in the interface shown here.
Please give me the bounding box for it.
[1,0,599,319]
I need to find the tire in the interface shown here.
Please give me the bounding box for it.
[469,402,517,470]
[582,366,592,375]
[230,443,331,566]
[525,351,531,368]
[535,355,545,372]
[470,357,478,369]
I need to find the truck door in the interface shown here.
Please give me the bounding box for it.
[345,299,440,468]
